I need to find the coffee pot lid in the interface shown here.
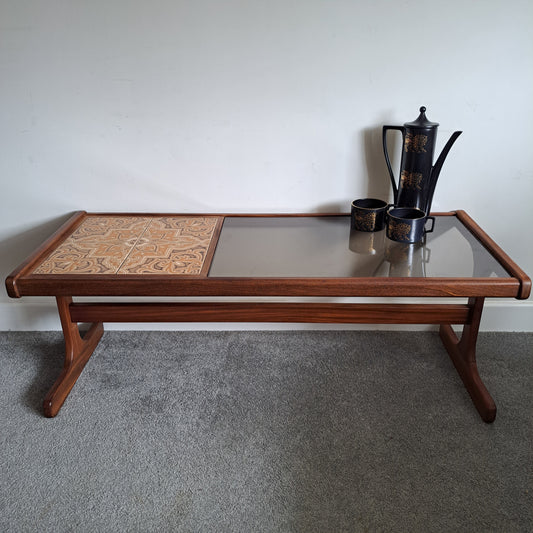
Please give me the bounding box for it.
[404,106,439,128]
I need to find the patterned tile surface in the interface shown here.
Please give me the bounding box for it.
[32,216,220,275]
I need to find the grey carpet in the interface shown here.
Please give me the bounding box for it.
[0,330,532,532]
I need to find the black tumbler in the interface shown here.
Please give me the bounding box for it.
[351,198,391,232]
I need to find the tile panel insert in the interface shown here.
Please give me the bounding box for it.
[32,215,221,276]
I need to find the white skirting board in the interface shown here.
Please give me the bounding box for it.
[0,298,531,332]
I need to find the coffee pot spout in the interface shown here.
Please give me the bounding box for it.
[425,130,462,214]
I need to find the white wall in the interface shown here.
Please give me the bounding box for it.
[1,0,532,331]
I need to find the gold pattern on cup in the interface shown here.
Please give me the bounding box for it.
[354,211,377,231]
[388,220,411,241]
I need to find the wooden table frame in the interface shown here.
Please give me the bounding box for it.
[5,210,531,421]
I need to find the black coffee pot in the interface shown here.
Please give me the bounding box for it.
[382,106,462,214]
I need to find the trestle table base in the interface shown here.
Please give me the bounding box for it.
[46,295,494,422]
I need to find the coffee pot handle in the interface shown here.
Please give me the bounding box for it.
[382,125,406,204]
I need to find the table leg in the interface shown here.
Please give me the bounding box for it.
[43,296,104,417]
[439,297,496,423]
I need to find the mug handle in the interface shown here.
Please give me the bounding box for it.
[424,216,435,234]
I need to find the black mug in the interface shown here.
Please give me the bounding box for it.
[351,198,391,232]
[386,207,435,243]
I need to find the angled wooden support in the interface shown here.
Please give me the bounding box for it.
[43,296,103,417]
[440,297,496,423]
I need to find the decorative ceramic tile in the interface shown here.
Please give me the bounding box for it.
[32,216,220,276]
[119,217,219,275]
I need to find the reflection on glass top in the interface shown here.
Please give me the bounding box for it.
[208,215,509,278]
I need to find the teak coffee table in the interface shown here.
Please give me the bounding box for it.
[5,211,530,421]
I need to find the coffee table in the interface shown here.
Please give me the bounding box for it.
[5,211,530,421]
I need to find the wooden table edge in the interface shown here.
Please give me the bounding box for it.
[455,210,531,299]
[12,275,522,298]
[5,210,529,300]
[5,210,88,298]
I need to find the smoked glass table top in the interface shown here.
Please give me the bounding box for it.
[209,215,509,279]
